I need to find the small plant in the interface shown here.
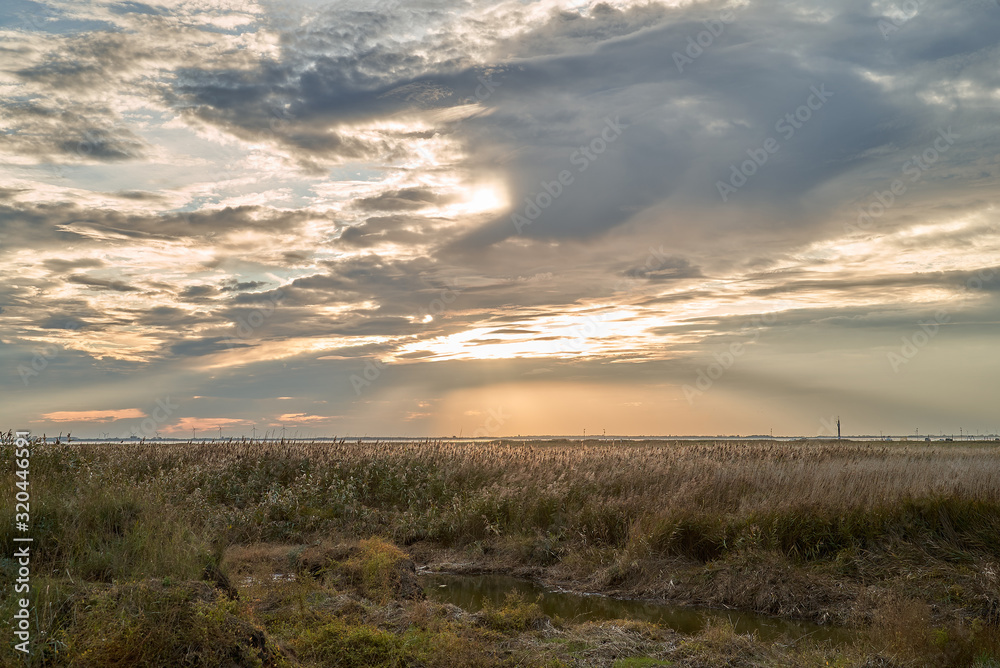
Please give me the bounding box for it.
[337,538,419,603]
[294,618,404,668]
[481,591,548,634]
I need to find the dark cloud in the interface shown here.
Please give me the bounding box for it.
[353,187,455,211]
[168,337,239,357]
[43,258,106,273]
[0,102,146,162]
[624,256,702,282]
[109,2,162,16]
[36,314,89,330]
[221,280,270,292]
[0,202,313,253]
[133,306,207,328]
[746,267,1000,298]
[67,274,141,292]
[3,0,999,437]
[339,215,439,248]
[179,284,217,299]
[138,0,999,253]
[114,190,168,201]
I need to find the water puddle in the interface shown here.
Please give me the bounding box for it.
[421,572,854,645]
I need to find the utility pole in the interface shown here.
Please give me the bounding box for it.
[837,417,841,441]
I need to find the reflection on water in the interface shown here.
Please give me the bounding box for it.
[421,572,854,645]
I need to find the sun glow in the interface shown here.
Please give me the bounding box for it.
[448,184,507,215]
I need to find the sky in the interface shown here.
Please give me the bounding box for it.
[1,0,998,439]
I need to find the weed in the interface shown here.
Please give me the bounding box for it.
[481,591,548,634]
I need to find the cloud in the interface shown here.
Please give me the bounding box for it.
[2,0,999,437]
[353,187,456,211]
[41,409,145,422]
[42,257,106,273]
[67,274,142,292]
[35,313,90,330]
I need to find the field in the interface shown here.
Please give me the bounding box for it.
[3,434,1000,666]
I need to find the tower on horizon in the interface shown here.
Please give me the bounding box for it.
[837,417,841,440]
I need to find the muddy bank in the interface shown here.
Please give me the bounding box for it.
[406,540,1000,631]
[419,570,857,645]
[216,537,1000,666]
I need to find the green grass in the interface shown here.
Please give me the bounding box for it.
[0,578,284,667]
[3,433,1000,667]
[480,592,548,634]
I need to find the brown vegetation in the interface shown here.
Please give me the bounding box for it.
[2,433,999,666]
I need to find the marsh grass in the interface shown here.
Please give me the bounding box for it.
[0,577,283,667]
[9,437,1000,563]
[3,433,1000,666]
